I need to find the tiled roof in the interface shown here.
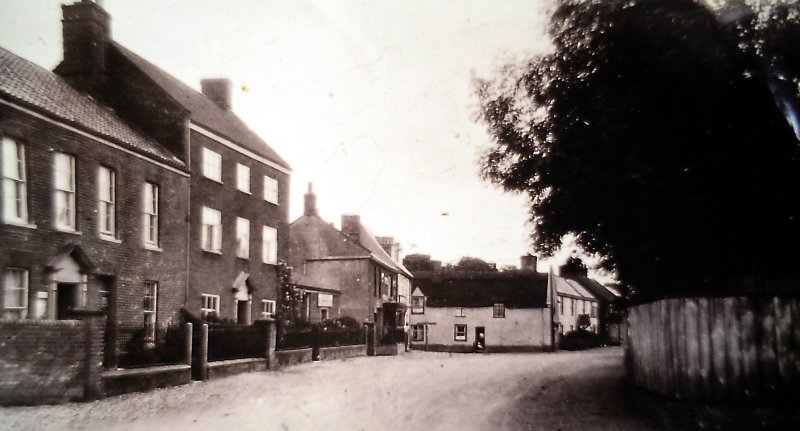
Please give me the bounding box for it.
[0,47,184,168]
[571,276,618,302]
[554,276,595,299]
[112,43,290,170]
[355,223,413,278]
[412,271,548,308]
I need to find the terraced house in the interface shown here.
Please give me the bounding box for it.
[0,0,290,402]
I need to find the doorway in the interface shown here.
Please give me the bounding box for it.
[475,326,486,352]
[236,300,249,324]
[56,283,79,319]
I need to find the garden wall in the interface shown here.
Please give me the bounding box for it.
[0,315,104,405]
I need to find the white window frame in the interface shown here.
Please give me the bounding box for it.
[98,166,116,238]
[260,299,276,318]
[455,307,465,317]
[54,152,76,231]
[144,183,159,247]
[263,175,278,204]
[454,324,467,342]
[411,324,425,342]
[262,225,277,264]
[201,293,220,317]
[202,147,222,183]
[201,206,222,253]
[236,217,250,259]
[2,138,28,224]
[3,268,28,320]
[236,163,250,194]
[143,281,157,343]
[493,303,505,318]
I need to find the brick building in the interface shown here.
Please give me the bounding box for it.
[1,0,291,380]
[289,184,411,343]
[53,0,291,324]
[0,45,190,365]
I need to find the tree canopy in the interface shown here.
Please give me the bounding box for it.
[476,0,800,301]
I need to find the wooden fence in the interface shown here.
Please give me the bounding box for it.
[627,296,799,407]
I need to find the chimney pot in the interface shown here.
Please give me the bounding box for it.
[521,254,538,272]
[341,215,361,243]
[201,78,233,110]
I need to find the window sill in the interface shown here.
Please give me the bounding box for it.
[4,220,37,229]
[454,339,467,342]
[237,255,250,261]
[238,190,252,195]
[144,243,162,252]
[264,201,279,206]
[203,176,223,184]
[203,249,222,255]
[262,260,277,266]
[100,235,122,244]
[55,228,81,235]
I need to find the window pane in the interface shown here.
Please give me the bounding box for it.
[203,148,222,181]
[262,225,277,263]
[237,217,250,258]
[237,164,250,193]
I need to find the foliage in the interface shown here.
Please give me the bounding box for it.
[559,256,588,277]
[403,254,437,271]
[476,0,800,301]
[276,260,304,343]
[451,256,498,272]
[560,328,603,351]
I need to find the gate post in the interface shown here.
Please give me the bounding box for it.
[260,319,276,370]
[199,323,208,381]
[184,322,193,365]
[364,322,376,356]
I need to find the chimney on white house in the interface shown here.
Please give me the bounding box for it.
[201,78,232,110]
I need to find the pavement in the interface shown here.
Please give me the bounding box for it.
[0,347,662,431]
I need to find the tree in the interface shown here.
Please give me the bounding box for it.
[453,257,498,272]
[476,0,800,301]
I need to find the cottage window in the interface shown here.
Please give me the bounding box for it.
[202,148,222,182]
[2,269,28,320]
[411,324,424,342]
[2,138,28,224]
[320,308,329,321]
[261,299,275,318]
[559,297,564,315]
[236,163,250,193]
[143,281,157,342]
[493,303,505,318]
[455,307,465,317]
[411,296,424,314]
[201,206,222,253]
[54,152,76,230]
[98,166,116,238]
[201,293,220,317]
[591,302,598,318]
[144,183,159,246]
[570,298,575,316]
[454,324,467,341]
[263,175,278,204]
[236,217,250,259]
[262,225,277,264]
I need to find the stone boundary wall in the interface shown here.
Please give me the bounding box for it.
[319,344,366,361]
[275,348,313,367]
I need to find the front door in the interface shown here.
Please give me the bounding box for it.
[475,326,486,352]
[56,283,79,319]
[237,300,249,324]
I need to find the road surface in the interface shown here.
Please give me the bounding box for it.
[1,347,661,431]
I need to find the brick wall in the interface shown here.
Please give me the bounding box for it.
[0,103,190,361]
[186,131,289,321]
[0,316,105,405]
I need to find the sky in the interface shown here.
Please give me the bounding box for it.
[0,0,572,270]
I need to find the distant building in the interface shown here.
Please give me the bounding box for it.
[289,184,412,345]
[409,270,556,352]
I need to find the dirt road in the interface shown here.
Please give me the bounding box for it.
[1,347,661,431]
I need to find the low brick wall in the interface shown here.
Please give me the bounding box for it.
[275,348,313,367]
[206,358,267,380]
[319,344,366,361]
[102,364,191,397]
[0,317,104,405]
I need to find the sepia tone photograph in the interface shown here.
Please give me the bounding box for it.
[0,0,798,429]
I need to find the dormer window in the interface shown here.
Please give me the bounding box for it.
[411,296,424,314]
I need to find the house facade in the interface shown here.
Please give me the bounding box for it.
[53,0,291,325]
[553,276,599,334]
[0,45,190,366]
[409,271,555,352]
[289,184,412,343]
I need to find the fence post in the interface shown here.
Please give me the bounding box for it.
[262,319,276,370]
[199,323,208,381]
[184,322,193,366]
[364,322,376,356]
[312,326,321,361]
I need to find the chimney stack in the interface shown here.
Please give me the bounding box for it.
[304,183,317,217]
[201,78,232,110]
[521,254,538,271]
[57,0,110,89]
[341,215,361,243]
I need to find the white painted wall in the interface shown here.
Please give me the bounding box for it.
[410,306,552,348]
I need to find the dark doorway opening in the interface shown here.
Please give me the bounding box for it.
[56,283,79,319]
